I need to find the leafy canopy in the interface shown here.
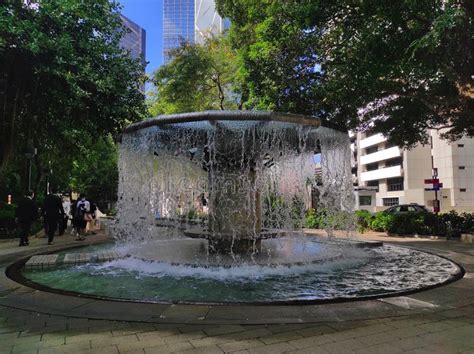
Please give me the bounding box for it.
[149,35,241,115]
[0,0,146,196]
[216,0,474,147]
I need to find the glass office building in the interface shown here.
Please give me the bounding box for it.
[163,0,225,63]
[163,0,195,62]
[120,15,146,67]
[120,15,146,92]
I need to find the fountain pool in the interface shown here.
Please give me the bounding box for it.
[12,111,464,305]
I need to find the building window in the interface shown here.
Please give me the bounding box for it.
[459,166,465,170]
[460,188,467,192]
[383,197,399,206]
[366,146,378,154]
[359,196,372,206]
[385,157,403,167]
[458,144,464,148]
[387,177,404,191]
[366,163,378,171]
[367,180,379,191]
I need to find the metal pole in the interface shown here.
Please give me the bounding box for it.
[27,158,32,191]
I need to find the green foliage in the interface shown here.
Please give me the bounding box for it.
[0,202,16,221]
[0,0,146,198]
[149,36,241,115]
[290,195,305,228]
[217,0,474,147]
[68,135,118,205]
[187,209,197,220]
[369,213,395,232]
[304,208,327,229]
[353,210,473,237]
[263,192,287,228]
[354,210,372,233]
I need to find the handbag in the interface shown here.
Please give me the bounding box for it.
[83,213,93,222]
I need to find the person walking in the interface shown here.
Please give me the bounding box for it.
[59,196,71,236]
[74,194,90,241]
[15,190,38,246]
[43,191,64,245]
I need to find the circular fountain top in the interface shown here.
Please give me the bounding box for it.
[123,110,321,134]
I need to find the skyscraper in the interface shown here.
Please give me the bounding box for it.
[120,15,146,67]
[120,15,146,92]
[163,0,225,63]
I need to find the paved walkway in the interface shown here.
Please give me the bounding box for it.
[0,230,473,354]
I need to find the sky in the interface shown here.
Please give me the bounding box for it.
[119,0,163,75]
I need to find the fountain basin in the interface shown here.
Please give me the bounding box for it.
[11,239,463,305]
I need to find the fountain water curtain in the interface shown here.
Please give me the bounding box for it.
[17,110,463,304]
[116,111,354,256]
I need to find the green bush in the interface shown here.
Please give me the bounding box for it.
[304,208,327,229]
[263,193,287,228]
[353,210,473,237]
[461,212,474,233]
[354,210,372,233]
[369,212,394,232]
[0,202,17,221]
[388,212,424,235]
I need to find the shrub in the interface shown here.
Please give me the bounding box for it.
[369,212,394,232]
[388,212,424,235]
[354,210,473,237]
[461,213,474,233]
[354,210,372,233]
[0,202,16,222]
[439,211,464,238]
[305,208,327,229]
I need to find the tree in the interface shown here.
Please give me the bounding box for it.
[0,0,146,192]
[216,0,474,147]
[149,35,241,115]
[68,136,119,207]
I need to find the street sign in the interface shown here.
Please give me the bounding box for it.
[424,184,443,191]
[424,178,439,184]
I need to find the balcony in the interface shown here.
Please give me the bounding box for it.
[360,133,387,149]
[360,146,401,165]
[360,165,403,182]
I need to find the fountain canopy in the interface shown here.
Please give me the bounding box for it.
[118,110,351,255]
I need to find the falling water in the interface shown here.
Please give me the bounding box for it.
[19,112,464,304]
[115,115,355,256]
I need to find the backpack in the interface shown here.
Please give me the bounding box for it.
[74,201,86,221]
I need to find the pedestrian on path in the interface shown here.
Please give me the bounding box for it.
[15,190,38,246]
[58,195,71,236]
[42,191,64,245]
[74,194,90,241]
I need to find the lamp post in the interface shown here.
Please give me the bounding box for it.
[24,146,37,192]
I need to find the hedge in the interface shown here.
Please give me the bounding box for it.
[352,210,473,237]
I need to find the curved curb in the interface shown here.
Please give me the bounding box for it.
[0,242,468,324]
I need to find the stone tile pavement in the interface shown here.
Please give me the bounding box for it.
[0,230,473,353]
[0,306,473,354]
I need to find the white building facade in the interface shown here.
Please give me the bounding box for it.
[352,130,474,213]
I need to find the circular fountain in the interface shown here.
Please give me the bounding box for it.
[12,111,464,305]
[116,111,354,254]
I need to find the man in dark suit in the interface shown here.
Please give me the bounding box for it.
[15,190,38,246]
[43,191,64,245]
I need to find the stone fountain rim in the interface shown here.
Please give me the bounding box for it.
[122,110,321,134]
